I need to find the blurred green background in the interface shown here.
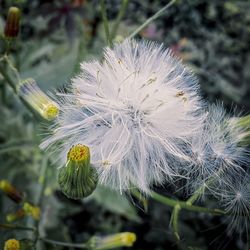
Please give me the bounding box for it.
[0,0,249,249]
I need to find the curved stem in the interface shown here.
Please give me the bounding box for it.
[0,56,43,118]
[128,0,177,39]
[0,223,36,232]
[186,185,206,205]
[151,191,226,215]
[170,204,181,241]
[39,238,88,249]
[0,61,17,93]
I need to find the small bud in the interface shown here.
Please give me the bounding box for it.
[6,209,25,222]
[0,180,23,203]
[87,232,137,250]
[4,7,21,39]
[4,239,34,250]
[58,144,98,199]
[19,78,59,120]
[23,202,40,220]
[4,239,20,250]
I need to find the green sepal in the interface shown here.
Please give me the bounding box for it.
[58,161,98,200]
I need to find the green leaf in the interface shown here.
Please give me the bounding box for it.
[90,186,141,223]
[20,41,80,90]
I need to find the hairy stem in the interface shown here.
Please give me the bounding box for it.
[128,0,177,39]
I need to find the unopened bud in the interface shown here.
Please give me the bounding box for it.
[4,7,21,39]
[19,78,59,120]
[6,209,25,222]
[0,180,23,203]
[58,144,98,199]
[23,202,40,220]
[87,232,137,250]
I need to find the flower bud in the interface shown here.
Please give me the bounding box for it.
[0,180,23,203]
[4,239,33,250]
[23,202,40,220]
[6,209,25,222]
[4,7,21,39]
[87,232,137,250]
[19,78,59,120]
[4,239,20,250]
[58,144,98,199]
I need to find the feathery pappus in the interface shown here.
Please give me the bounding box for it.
[41,39,205,193]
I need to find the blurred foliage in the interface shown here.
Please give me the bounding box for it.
[0,0,249,249]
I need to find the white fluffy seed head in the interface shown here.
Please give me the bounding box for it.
[218,175,250,234]
[183,104,249,192]
[184,104,249,196]
[41,39,206,193]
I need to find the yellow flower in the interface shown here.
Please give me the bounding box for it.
[4,239,20,250]
[23,202,41,220]
[67,144,90,163]
[58,144,98,199]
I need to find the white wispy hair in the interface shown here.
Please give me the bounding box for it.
[41,39,205,193]
[185,104,249,196]
[219,175,250,234]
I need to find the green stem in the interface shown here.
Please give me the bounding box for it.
[151,191,226,215]
[110,0,130,40]
[34,155,50,244]
[100,0,112,46]
[170,204,181,241]
[37,155,49,206]
[186,165,226,206]
[0,56,43,118]
[0,61,17,93]
[39,238,88,249]
[131,189,148,212]
[128,0,177,39]
[186,185,206,205]
[0,223,36,232]
[5,55,21,84]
